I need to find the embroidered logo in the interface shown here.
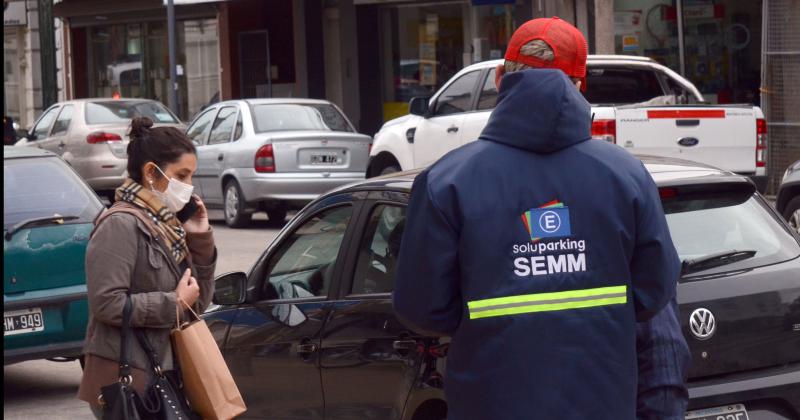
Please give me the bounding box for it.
[521,200,571,242]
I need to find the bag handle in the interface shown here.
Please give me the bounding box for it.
[133,329,165,377]
[117,295,133,385]
[175,298,202,329]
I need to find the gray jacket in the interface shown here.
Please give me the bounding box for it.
[83,203,216,372]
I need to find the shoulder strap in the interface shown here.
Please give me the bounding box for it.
[118,295,133,381]
[133,329,165,376]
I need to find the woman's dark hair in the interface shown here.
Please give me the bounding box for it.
[126,117,196,183]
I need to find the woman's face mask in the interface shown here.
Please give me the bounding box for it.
[152,165,194,213]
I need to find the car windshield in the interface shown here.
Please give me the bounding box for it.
[3,156,103,230]
[663,189,800,277]
[583,67,665,105]
[251,103,353,133]
[85,101,179,125]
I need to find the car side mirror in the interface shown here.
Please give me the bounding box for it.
[409,96,431,117]
[212,271,247,305]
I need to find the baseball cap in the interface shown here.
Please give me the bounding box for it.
[505,17,588,91]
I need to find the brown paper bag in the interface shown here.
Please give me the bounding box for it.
[171,300,246,420]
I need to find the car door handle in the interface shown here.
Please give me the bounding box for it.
[447,126,459,133]
[297,342,317,357]
[392,339,418,352]
[58,141,65,147]
[217,153,224,161]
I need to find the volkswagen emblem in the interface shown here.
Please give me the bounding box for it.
[690,308,716,340]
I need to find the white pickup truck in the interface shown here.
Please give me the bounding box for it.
[367,55,768,191]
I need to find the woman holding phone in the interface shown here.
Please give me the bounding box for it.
[77,117,217,418]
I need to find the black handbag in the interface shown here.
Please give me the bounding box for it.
[133,329,198,420]
[99,296,143,420]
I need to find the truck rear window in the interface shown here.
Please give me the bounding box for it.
[663,189,800,278]
[583,67,665,105]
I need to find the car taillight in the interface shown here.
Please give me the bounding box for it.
[756,118,767,168]
[591,119,616,143]
[87,132,123,144]
[255,144,275,173]
[659,187,678,200]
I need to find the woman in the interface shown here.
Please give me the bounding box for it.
[77,117,216,418]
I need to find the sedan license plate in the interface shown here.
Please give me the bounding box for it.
[685,404,749,420]
[310,153,341,165]
[4,308,45,336]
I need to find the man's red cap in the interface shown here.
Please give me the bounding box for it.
[504,17,588,91]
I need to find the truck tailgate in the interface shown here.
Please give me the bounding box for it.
[615,107,756,173]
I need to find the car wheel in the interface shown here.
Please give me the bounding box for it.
[379,164,401,176]
[224,180,252,228]
[267,209,287,226]
[783,196,800,233]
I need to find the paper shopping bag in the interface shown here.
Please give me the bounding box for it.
[171,300,246,420]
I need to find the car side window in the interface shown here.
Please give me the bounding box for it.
[351,204,406,295]
[477,68,498,111]
[186,108,216,146]
[31,106,60,140]
[233,111,243,141]
[208,106,238,145]
[51,105,75,137]
[433,70,481,117]
[262,205,353,300]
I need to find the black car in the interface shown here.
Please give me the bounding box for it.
[205,156,800,420]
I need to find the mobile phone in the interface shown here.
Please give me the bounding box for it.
[176,195,200,223]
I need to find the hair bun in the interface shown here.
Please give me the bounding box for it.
[129,117,154,139]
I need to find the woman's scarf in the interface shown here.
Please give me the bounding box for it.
[115,179,189,264]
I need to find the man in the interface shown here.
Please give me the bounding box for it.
[394,17,689,419]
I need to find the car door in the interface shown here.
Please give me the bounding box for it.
[320,193,428,419]
[220,197,361,419]
[198,106,239,205]
[24,105,61,151]
[459,68,497,146]
[185,107,218,199]
[412,70,481,169]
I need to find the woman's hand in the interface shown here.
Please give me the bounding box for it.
[175,268,200,307]
[182,194,209,233]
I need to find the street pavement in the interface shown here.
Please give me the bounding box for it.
[3,210,283,420]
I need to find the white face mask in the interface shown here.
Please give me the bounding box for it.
[152,165,194,213]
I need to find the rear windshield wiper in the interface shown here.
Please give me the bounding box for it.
[4,215,80,240]
[681,250,757,276]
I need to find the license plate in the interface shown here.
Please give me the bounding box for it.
[310,153,341,165]
[4,308,45,336]
[685,404,749,420]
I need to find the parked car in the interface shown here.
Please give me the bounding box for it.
[204,155,800,420]
[14,98,184,201]
[777,160,800,233]
[4,146,104,365]
[368,56,769,192]
[185,99,372,228]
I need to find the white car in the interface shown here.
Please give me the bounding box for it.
[367,56,768,191]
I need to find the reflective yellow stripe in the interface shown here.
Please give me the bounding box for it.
[468,285,627,320]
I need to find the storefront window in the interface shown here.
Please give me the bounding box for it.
[87,19,219,121]
[613,0,762,105]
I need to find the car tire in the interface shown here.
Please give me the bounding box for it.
[782,196,800,232]
[267,209,287,226]
[224,180,252,228]
[379,164,401,176]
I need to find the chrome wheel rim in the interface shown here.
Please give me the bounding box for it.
[790,209,800,233]
[225,186,238,221]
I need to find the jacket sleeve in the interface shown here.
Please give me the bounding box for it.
[186,227,217,313]
[636,297,691,420]
[393,170,463,335]
[86,214,178,329]
[630,164,681,322]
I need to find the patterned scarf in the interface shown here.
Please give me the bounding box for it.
[115,179,189,264]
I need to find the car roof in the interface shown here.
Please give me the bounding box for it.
[3,146,57,159]
[237,98,335,106]
[327,155,751,197]
[461,55,658,73]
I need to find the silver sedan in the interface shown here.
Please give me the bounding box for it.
[14,98,184,200]
[186,99,371,228]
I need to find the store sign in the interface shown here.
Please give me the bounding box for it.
[614,11,642,35]
[684,4,715,19]
[4,1,27,27]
